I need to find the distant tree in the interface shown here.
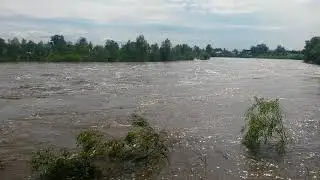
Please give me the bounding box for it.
[35,41,49,60]
[75,37,90,56]
[181,44,193,60]
[0,38,7,57]
[199,51,210,60]
[193,46,201,57]
[160,39,172,61]
[88,42,93,51]
[20,40,37,61]
[50,35,67,52]
[21,38,27,54]
[7,37,21,59]
[232,49,239,56]
[66,41,76,53]
[90,45,107,61]
[120,40,136,61]
[26,40,36,53]
[275,45,286,55]
[205,44,214,57]
[251,44,269,55]
[172,44,193,60]
[222,48,233,57]
[149,43,160,62]
[135,35,149,61]
[105,40,119,61]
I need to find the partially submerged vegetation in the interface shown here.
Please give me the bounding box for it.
[31,115,171,180]
[16,97,296,179]
[303,36,320,65]
[242,97,288,155]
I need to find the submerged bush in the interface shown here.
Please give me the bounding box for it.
[242,97,288,154]
[31,148,97,180]
[31,115,171,180]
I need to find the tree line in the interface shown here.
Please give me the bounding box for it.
[0,35,212,62]
[0,34,318,63]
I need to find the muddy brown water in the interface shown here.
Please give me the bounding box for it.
[0,58,319,179]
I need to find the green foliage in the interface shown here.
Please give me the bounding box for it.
[0,34,307,62]
[242,97,288,154]
[160,39,172,61]
[31,148,96,180]
[238,44,304,60]
[199,51,210,60]
[304,37,320,64]
[149,43,161,62]
[131,114,150,127]
[31,115,171,180]
[275,45,286,55]
[104,40,119,62]
[75,37,91,56]
[135,35,149,61]
[172,44,194,60]
[76,130,104,153]
[47,53,82,62]
[250,44,269,55]
[205,44,214,57]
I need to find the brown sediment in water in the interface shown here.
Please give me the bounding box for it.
[0,58,319,179]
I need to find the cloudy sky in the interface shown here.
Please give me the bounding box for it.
[0,0,319,49]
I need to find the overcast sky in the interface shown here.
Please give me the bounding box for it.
[0,0,319,49]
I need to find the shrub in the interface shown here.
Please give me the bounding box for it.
[31,148,97,180]
[242,97,288,154]
[199,52,210,60]
[47,53,81,62]
[31,115,171,180]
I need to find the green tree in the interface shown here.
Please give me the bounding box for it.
[120,41,136,61]
[75,37,90,56]
[0,38,7,58]
[232,49,239,56]
[149,43,160,62]
[205,44,214,57]
[160,39,172,61]
[91,45,108,61]
[135,35,149,61]
[250,43,269,55]
[50,35,67,53]
[7,37,21,60]
[304,37,320,64]
[193,46,201,58]
[105,40,120,62]
[172,44,194,60]
[35,41,50,61]
[21,38,27,55]
[275,45,286,55]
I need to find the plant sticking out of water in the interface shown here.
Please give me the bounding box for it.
[242,97,288,155]
[0,160,5,170]
[31,115,171,180]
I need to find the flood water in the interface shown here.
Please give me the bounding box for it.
[0,58,319,179]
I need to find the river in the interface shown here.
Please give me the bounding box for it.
[0,58,319,179]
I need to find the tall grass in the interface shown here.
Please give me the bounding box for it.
[31,115,171,180]
[242,97,288,154]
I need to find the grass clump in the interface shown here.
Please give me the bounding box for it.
[31,115,171,180]
[242,97,288,154]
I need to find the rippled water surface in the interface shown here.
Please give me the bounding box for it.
[0,58,319,179]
